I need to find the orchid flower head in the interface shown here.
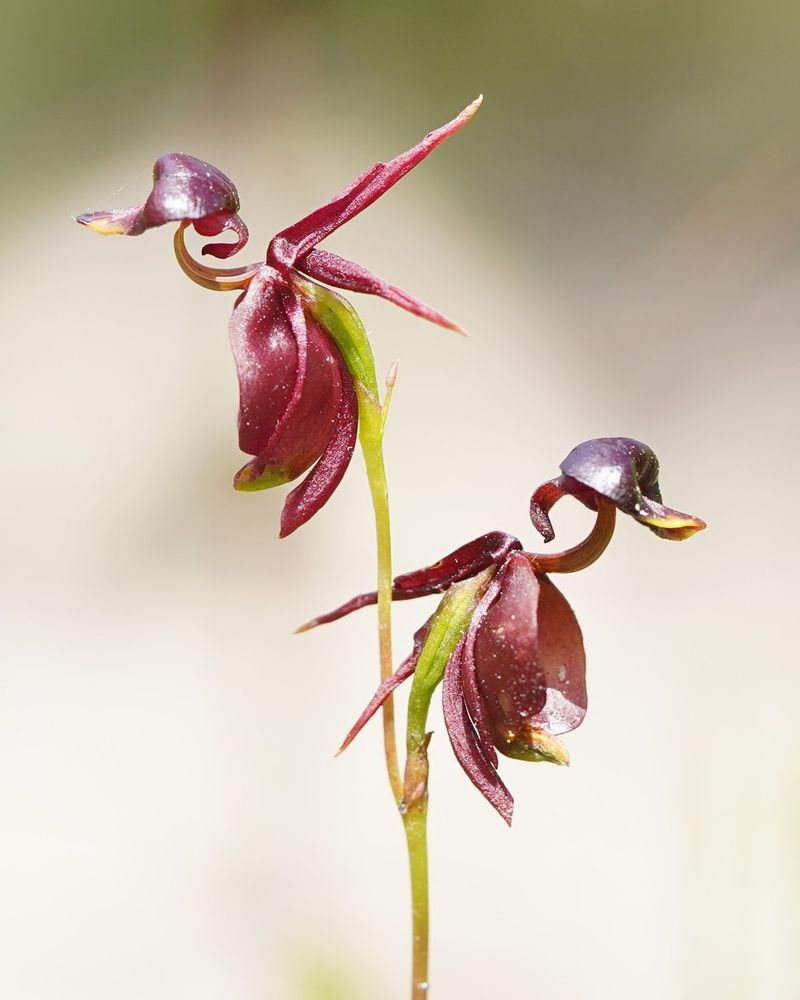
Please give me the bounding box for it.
[77,100,482,534]
[302,437,705,823]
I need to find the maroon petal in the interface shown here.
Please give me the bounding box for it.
[473,554,585,756]
[279,350,358,537]
[295,531,521,631]
[195,211,249,259]
[527,574,586,736]
[269,97,482,265]
[338,620,431,754]
[394,531,522,597]
[474,553,547,754]
[458,568,507,769]
[77,153,248,258]
[532,438,706,542]
[530,478,576,543]
[297,248,463,332]
[228,270,296,460]
[442,640,514,825]
[233,284,342,492]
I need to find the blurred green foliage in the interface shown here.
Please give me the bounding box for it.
[8,0,800,273]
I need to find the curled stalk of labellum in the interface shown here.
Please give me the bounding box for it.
[77,98,480,535]
[302,436,706,824]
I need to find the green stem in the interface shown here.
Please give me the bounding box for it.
[403,753,430,999]
[358,388,403,804]
[296,276,403,803]
[400,571,494,999]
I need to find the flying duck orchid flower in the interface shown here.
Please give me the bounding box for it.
[300,437,705,823]
[77,100,480,535]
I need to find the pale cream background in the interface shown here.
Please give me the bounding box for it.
[2,5,799,998]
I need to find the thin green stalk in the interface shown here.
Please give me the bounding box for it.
[358,386,403,804]
[297,277,403,802]
[401,571,494,999]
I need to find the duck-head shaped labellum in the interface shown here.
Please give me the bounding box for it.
[77,100,481,534]
[530,437,706,543]
[77,153,249,258]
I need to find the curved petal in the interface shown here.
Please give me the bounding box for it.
[473,553,548,756]
[228,271,296,470]
[442,639,514,825]
[294,531,521,631]
[338,619,431,754]
[233,283,342,492]
[195,211,249,259]
[270,97,482,264]
[297,248,463,332]
[393,531,522,598]
[279,349,358,537]
[527,574,586,736]
[459,567,506,769]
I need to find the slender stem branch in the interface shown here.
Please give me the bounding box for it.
[400,571,494,999]
[403,747,430,1000]
[358,387,403,805]
[403,682,434,998]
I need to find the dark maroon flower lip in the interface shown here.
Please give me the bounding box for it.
[77,153,249,259]
[531,437,706,543]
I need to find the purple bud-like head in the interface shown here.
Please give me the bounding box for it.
[77,153,249,258]
[530,437,706,543]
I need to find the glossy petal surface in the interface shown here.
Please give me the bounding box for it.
[279,351,358,537]
[474,553,586,757]
[295,531,521,630]
[531,437,706,541]
[231,276,342,491]
[77,153,248,258]
[442,640,514,825]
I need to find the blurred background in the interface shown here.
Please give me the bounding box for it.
[2,1,799,997]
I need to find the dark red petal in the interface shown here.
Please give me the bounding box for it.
[527,574,586,735]
[228,271,297,458]
[279,350,358,537]
[297,248,463,332]
[474,553,555,759]
[442,640,514,825]
[393,532,522,597]
[197,212,249,259]
[233,286,342,491]
[459,568,507,769]
[294,531,521,631]
[270,98,482,264]
[338,619,431,754]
